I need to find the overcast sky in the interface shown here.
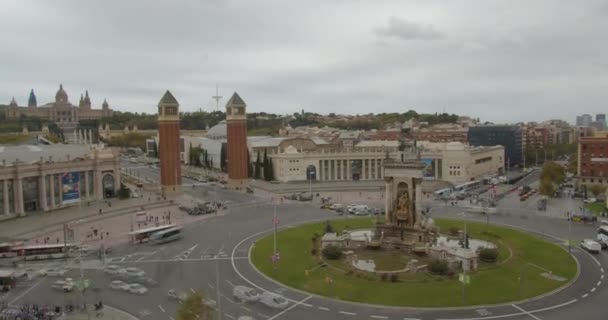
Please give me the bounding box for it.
[1,0,607,123]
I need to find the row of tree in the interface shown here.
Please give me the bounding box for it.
[253,150,275,181]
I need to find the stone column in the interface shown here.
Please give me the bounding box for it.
[14,178,24,216]
[95,170,103,200]
[39,175,48,212]
[85,171,90,199]
[343,160,347,180]
[384,177,392,224]
[362,159,367,180]
[49,174,55,209]
[329,160,334,181]
[318,160,323,181]
[347,159,351,180]
[3,180,9,215]
[380,159,384,179]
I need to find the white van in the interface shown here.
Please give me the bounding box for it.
[581,239,602,254]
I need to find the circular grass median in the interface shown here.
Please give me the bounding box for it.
[250,218,577,307]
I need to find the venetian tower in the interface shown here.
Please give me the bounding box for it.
[157,90,182,193]
[226,92,249,187]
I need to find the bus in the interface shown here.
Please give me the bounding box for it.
[0,243,18,259]
[434,188,452,199]
[453,181,482,193]
[128,224,176,244]
[150,226,183,245]
[14,244,77,261]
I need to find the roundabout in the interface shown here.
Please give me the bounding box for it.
[249,218,577,307]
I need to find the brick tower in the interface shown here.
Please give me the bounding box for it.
[157,90,182,193]
[226,92,249,187]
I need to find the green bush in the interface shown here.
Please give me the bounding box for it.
[390,273,399,282]
[380,273,388,281]
[321,245,342,260]
[448,227,460,236]
[310,248,318,256]
[428,259,449,275]
[479,247,499,262]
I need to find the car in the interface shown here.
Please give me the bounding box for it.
[353,208,370,216]
[580,239,602,254]
[329,203,344,211]
[259,292,289,309]
[124,267,145,277]
[233,285,260,302]
[41,268,68,277]
[320,203,332,209]
[51,278,74,292]
[584,198,597,203]
[103,265,122,275]
[132,276,159,287]
[127,283,148,294]
[167,289,188,302]
[109,280,130,291]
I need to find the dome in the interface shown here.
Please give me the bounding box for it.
[55,84,68,103]
[207,120,227,140]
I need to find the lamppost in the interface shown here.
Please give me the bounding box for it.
[457,212,469,304]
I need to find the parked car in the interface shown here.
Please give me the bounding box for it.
[103,265,122,275]
[584,198,597,203]
[353,208,370,216]
[259,292,289,309]
[127,283,148,294]
[320,203,332,209]
[581,239,602,254]
[233,285,260,302]
[110,280,130,291]
[329,203,344,211]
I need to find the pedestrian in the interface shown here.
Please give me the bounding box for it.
[101,234,103,240]
[99,208,102,215]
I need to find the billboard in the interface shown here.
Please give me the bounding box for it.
[62,172,80,204]
[421,159,435,179]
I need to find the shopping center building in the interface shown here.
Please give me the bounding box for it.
[0,145,121,219]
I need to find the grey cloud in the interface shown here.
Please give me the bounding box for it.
[374,17,441,41]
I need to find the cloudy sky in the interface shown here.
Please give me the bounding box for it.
[1,0,607,123]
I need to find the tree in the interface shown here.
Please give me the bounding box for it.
[176,292,214,320]
[254,152,261,179]
[321,245,342,260]
[263,149,269,181]
[479,248,499,262]
[428,259,448,275]
[247,151,253,178]
[268,158,275,181]
[539,178,556,197]
[220,143,227,172]
[589,184,607,198]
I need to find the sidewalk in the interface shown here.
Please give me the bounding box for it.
[65,305,139,320]
[0,192,173,241]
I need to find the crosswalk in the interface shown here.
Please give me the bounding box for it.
[106,243,242,264]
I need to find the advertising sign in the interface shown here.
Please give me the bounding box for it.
[421,159,435,179]
[62,172,80,204]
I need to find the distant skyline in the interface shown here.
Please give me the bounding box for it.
[1,0,607,124]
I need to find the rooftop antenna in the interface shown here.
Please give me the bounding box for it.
[212,84,223,111]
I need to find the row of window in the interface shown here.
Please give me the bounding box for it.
[581,178,605,184]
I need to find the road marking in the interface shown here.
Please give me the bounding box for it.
[158,305,166,313]
[403,318,420,320]
[370,316,388,319]
[301,302,313,307]
[136,257,146,262]
[190,288,196,293]
[208,283,214,289]
[601,267,604,273]
[590,287,596,292]
[267,295,312,320]
[339,311,357,316]
[582,293,589,298]
[511,304,541,320]
[226,279,236,287]
[317,306,330,311]
[9,279,43,305]
[597,281,602,286]
[224,314,235,320]
[258,313,270,319]
[240,306,252,312]
[169,317,175,320]
[601,274,605,280]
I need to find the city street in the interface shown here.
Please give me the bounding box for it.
[3,167,607,320]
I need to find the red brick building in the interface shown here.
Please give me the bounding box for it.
[226,92,249,186]
[157,90,182,193]
[578,136,608,186]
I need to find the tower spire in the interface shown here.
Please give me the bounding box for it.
[212,84,222,111]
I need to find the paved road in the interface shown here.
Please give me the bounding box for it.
[4,167,607,320]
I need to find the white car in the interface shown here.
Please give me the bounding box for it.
[329,203,344,211]
[124,267,145,277]
[233,285,260,302]
[51,278,74,292]
[353,208,370,216]
[127,283,148,294]
[581,239,602,254]
[41,268,68,277]
[110,280,130,291]
[259,292,289,309]
[167,289,188,302]
[103,265,122,275]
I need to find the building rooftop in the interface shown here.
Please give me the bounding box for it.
[0,145,92,164]
[355,140,399,148]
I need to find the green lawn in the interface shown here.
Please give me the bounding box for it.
[0,134,30,145]
[585,202,606,216]
[251,218,577,307]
